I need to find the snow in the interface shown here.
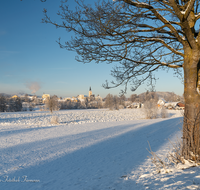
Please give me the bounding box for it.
[0,109,199,189]
[181,11,186,15]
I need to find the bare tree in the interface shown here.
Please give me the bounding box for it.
[118,94,125,108]
[97,99,103,109]
[104,94,114,110]
[45,96,59,113]
[113,95,120,110]
[84,97,89,108]
[7,97,22,112]
[43,0,200,161]
[143,99,158,119]
[130,94,137,103]
[104,94,120,110]
[0,95,6,112]
[60,100,72,109]
[145,90,159,102]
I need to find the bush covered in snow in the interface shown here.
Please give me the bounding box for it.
[143,99,158,119]
[51,115,59,124]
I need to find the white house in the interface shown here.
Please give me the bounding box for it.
[157,98,167,106]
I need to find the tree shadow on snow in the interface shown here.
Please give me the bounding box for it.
[0,117,183,190]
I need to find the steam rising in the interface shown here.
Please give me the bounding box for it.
[25,81,41,94]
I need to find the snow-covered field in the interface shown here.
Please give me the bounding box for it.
[0,109,199,190]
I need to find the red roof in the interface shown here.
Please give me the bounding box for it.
[177,103,185,107]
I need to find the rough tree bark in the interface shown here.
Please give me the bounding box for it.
[183,46,200,161]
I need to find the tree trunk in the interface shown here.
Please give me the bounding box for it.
[182,47,200,161]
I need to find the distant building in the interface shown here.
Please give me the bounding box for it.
[164,102,179,109]
[64,87,102,103]
[77,94,88,101]
[157,98,185,110]
[157,99,167,107]
[11,95,19,99]
[176,102,185,110]
[127,102,143,109]
[95,94,102,101]
[71,97,78,102]
[63,97,72,101]
[42,94,50,99]
[89,86,92,97]
[77,87,95,101]
[42,94,50,103]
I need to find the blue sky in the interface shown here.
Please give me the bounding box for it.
[0,0,184,98]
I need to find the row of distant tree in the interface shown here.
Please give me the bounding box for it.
[46,94,121,112]
[0,96,22,112]
[0,91,183,112]
[129,91,184,103]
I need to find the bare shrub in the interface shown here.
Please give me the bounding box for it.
[148,110,200,172]
[45,96,59,113]
[147,138,199,173]
[51,116,59,124]
[118,105,125,109]
[160,106,168,118]
[143,99,158,119]
[147,142,169,172]
[167,138,184,165]
[147,141,181,173]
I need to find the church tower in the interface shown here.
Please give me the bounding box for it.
[89,86,92,97]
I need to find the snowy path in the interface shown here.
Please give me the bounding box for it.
[1,109,197,190]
